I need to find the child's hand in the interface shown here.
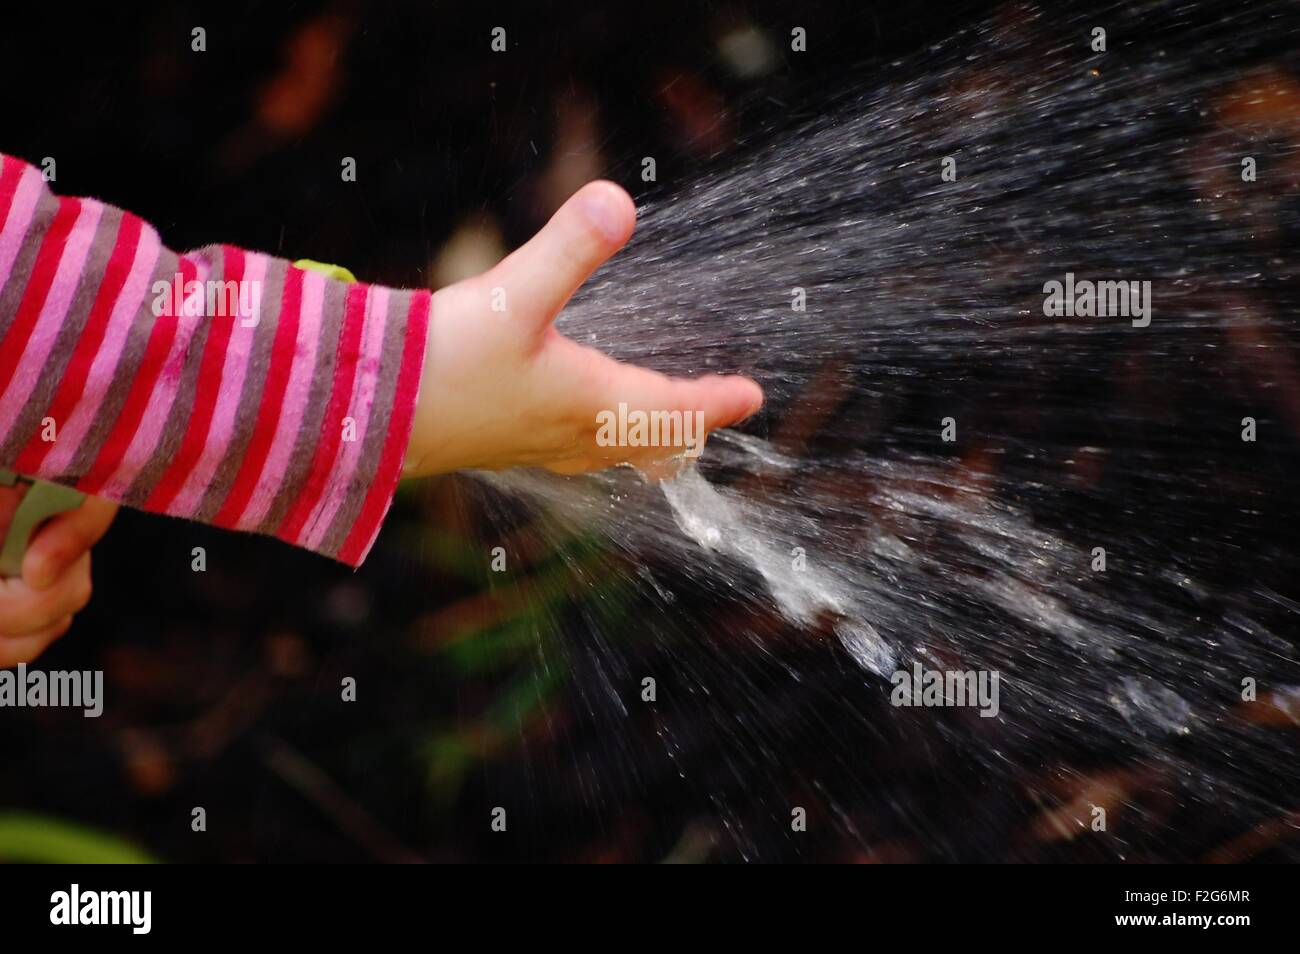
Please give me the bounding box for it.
[403,181,763,478]
[0,487,117,667]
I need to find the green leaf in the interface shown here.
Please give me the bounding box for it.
[0,813,157,864]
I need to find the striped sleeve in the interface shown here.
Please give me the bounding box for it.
[0,153,430,567]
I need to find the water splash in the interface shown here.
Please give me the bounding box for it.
[473,0,1300,860]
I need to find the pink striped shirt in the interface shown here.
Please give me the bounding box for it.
[0,153,431,567]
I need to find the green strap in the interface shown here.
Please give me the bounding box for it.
[293,259,358,284]
[0,470,86,578]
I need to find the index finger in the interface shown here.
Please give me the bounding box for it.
[22,496,119,590]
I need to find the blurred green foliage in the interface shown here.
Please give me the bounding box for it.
[0,813,157,864]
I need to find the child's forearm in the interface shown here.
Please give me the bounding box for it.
[0,153,430,566]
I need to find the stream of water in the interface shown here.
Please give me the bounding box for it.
[475,0,1300,859]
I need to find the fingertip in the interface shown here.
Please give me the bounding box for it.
[734,376,765,419]
[18,498,115,590]
[700,374,764,429]
[22,523,67,590]
[574,180,636,247]
[21,549,58,591]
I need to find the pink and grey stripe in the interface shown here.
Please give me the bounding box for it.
[0,153,431,566]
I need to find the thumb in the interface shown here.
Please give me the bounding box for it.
[488,180,636,336]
